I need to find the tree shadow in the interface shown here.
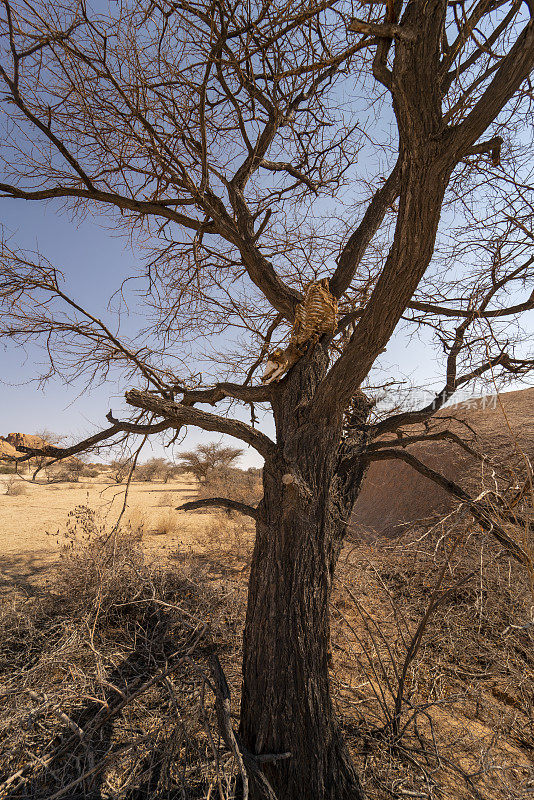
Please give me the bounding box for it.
[8,601,176,800]
[0,552,54,598]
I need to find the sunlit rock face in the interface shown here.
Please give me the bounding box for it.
[0,433,50,461]
[351,387,534,539]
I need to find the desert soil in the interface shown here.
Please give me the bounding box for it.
[0,473,217,596]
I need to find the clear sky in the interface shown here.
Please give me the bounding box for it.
[1,1,533,468]
[2,191,532,468]
[1,196,276,466]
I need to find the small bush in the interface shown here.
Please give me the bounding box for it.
[0,463,16,474]
[4,476,28,495]
[158,491,174,507]
[0,505,244,799]
[80,466,101,478]
[198,466,262,507]
[152,508,180,535]
[135,457,177,482]
[109,458,131,483]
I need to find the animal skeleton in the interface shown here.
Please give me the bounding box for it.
[262,278,338,384]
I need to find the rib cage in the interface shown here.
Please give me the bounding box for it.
[262,278,338,384]
[291,278,338,346]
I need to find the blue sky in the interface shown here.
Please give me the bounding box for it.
[2,192,532,468]
[0,197,274,466]
[0,191,426,467]
[1,1,532,468]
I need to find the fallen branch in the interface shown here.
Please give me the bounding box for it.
[0,632,207,799]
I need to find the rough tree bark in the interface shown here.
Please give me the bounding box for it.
[240,347,371,800]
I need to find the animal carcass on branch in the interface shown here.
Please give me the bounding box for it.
[262,278,338,384]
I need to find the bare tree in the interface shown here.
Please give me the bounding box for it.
[1,0,534,797]
[29,429,63,479]
[135,456,174,482]
[109,457,131,484]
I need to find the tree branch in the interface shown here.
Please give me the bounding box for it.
[177,497,258,519]
[368,429,486,462]
[452,17,534,155]
[125,389,277,460]
[365,448,531,566]
[408,281,534,318]
[9,424,131,464]
[464,135,503,166]
[0,183,209,233]
[347,19,417,41]
[177,382,271,405]
[259,160,318,193]
[330,161,400,299]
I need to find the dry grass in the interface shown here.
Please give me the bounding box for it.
[1,504,531,800]
[4,476,28,496]
[191,513,254,570]
[152,508,181,536]
[197,468,262,509]
[0,475,199,558]
[0,505,245,800]
[334,521,534,800]
[1,462,532,800]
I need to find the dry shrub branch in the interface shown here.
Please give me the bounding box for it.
[333,513,534,800]
[0,506,246,800]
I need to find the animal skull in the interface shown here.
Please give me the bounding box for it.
[262,348,288,384]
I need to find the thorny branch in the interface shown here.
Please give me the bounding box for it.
[0,0,533,488]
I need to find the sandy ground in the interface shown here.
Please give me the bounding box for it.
[1,476,531,797]
[0,472,217,595]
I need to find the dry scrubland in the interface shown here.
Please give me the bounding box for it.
[0,467,532,799]
[0,472,214,595]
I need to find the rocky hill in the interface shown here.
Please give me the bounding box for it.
[352,387,534,538]
[0,433,50,461]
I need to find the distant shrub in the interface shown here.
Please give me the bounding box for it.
[109,458,131,483]
[4,476,28,496]
[47,459,91,483]
[0,463,16,474]
[199,466,262,508]
[178,442,243,483]
[80,467,100,478]
[135,457,177,482]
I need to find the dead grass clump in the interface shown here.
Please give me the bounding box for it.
[158,491,174,507]
[152,508,180,535]
[125,506,147,531]
[0,505,245,800]
[0,463,16,474]
[193,513,254,570]
[3,476,28,496]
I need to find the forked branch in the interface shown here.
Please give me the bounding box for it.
[125,389,276,460]
[347,19,417,41]
[9,420,169,465]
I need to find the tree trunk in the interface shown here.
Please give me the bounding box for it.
[239,350,370,800]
